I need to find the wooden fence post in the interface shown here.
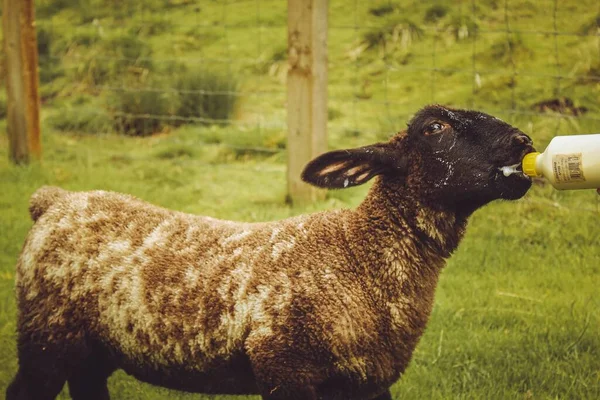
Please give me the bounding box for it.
[3,0,42,164]
[287,0,328,204]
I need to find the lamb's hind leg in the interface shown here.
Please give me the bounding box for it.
[6,368,65,400]
[6,341,68,400]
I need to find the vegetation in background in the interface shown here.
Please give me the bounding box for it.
[20,0,600,143]
[47,103,114,134]
[111,86,173,136]
[423,4,449,23]
[0,92,6,120]
[36,24,65,85]
[362,16,425,52]
[73,33,154,87]
[30,11,240,136]
[0,0,599,399]
[173,67,240,124]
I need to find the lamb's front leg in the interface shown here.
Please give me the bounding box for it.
[258,385,318,400]
[250,347,393,400]
[251,357,319,400]
[249,337,320,400]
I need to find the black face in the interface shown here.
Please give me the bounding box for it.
[405,105,535,209]
[301,105,536,216]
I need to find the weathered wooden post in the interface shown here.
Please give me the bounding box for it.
[287,0,328,203]
[3,0,42,164]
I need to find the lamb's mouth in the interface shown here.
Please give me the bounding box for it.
[498,145,535,180]
[499,162,531,180]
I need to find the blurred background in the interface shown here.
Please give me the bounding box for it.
[1,1,599,399]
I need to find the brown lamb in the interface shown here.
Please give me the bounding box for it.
[7,105,535,400]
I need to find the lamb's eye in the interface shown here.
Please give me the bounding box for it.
[425,122,446,135]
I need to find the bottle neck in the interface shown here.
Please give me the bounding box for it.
[522,152,541,177]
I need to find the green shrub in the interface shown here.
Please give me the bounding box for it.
[173,67,239,124]
[47,104,114,134]
[76,61,240,136]
[111,86,175,136]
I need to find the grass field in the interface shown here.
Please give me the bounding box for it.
[1,0,600,399]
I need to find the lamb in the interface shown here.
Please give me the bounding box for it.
[7,105,535,400]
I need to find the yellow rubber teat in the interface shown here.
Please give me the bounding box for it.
[522,152,540,177]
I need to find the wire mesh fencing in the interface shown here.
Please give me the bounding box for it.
[12,0,600,195]
[33,0,288,158]
[328,0,600,143]
[326,0,600,214]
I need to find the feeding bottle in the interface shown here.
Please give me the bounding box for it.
[521,134,600,190]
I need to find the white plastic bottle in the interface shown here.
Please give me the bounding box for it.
[522,134,600,190]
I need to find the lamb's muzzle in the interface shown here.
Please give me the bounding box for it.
[7,105,534,400]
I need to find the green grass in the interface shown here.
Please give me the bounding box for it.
[1,0,600,398]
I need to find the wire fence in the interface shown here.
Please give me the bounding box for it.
[30,1,600,144]
[329,0,600,141]
[5,0,599,180]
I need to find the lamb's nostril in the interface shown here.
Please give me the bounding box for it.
[513,133,532,146]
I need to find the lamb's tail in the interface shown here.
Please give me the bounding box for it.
[29,186,68,222]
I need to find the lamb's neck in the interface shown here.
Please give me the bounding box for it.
[349,178,469,284]
[340,179,470,360]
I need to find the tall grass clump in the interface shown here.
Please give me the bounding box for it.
[111,65,240,136]
[111,85,175,136]
[47,103,113,134]
[444,14,479,41]
[173,67,240,124]
[362,16,424,53]
[424,4,449,23]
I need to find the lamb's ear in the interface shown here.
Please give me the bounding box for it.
[301,142,407,189]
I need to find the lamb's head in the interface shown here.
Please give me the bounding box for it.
[302,105,535,213]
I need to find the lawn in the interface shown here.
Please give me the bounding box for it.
[1,0,599,399]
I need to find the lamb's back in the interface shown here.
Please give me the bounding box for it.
[16,188,356,372]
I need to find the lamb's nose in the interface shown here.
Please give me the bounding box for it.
[513,133,533,146]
